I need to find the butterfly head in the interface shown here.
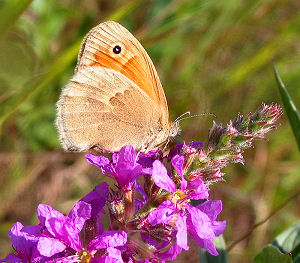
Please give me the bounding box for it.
[170,121,181,140]
[158,121,181,152]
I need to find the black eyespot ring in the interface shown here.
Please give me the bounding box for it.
[113,45,122,54]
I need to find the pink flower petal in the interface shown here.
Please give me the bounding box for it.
[80,182,109,218]
[156,243,182,261]
[68,201,91,232]
[86,154,110,167]
[37,237,66,257]
[46,217,81,251]
[187,178,209,200]
[106,247,124,262]
[191,233,219,256]
[88,230,127,250]
[37,204,64,226]
[152,160,176,193]
[171,155,184,176]
[148,200,175,225]
[196,200,223,220]
[187,205,215,239]
[175,214,189,250]
[0,253,26,263]
[8,222,41,260]
[212,220,227,237]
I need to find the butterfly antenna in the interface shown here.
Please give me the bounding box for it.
[176,112,216,123]
[174,112,191,123]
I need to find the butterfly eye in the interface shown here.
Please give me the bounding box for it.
[113,45,122,54]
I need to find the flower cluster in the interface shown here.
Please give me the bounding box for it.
[1,103,282,262]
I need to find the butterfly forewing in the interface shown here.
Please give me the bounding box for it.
[76,21,169,122]
[56,21,178,152]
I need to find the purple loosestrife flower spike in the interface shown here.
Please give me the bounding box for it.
[196,103,282,183]
[2,103,281,261]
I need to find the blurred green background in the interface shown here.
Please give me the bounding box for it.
[0,0,299,262]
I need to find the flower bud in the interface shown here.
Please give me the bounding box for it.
[107,189,125,225]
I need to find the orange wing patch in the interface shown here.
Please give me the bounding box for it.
[76,21,169,121]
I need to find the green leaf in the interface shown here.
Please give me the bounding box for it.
[273,65,300,152]
[0,0,33,39]
[198,235,228,263]
[254,222,300,262]
[272,221,300,260]
[254,245,292,263]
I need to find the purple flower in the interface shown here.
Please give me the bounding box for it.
[2,103,281,261]
[137,149,163,169]
[86,145,143,189]
[168,141,204,160]
[37,200,127,262]
[0,222,42,263]
[148,160,225,256]
[135,180,147,211]
[75,182,110,250]
[156,243,182,261]
[190,200,227,256]
[80,182,108,217]
[37,201,91,256]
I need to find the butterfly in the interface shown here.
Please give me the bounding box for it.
[56,21,180,153]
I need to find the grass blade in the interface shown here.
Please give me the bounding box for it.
[0,0,33,39]
[107,0,141,21]
[273,65,300,151]
[0,0,142,129]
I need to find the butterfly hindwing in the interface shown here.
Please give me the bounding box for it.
[56,67,166,152]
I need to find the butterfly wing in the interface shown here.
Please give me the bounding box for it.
[56,66,169,152]
[76,21,169,125]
